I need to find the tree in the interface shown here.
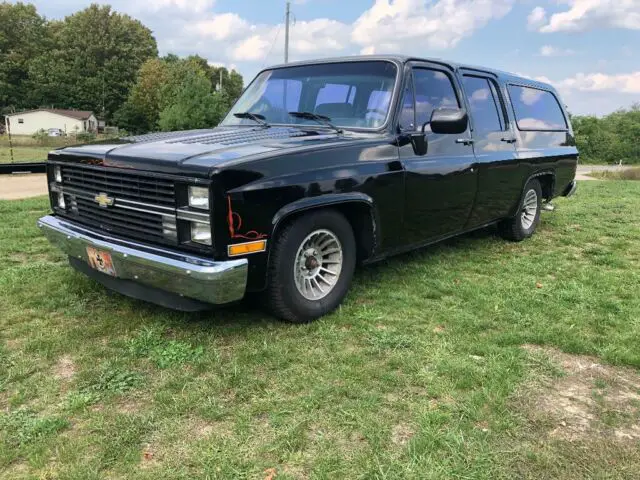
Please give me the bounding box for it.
[0,2,49,112]
[113,58,170,133]
[116,56,244,133]
[26,4,157,121]
[158,63,225,131]
[572,106,640,165]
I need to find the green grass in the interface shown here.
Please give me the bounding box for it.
[0,135,69,163]
[0,145,54,163]
[0,134,116,163]
[1,182,639,478]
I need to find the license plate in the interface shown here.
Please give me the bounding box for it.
[86,247,117,277]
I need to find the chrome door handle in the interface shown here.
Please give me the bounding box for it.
[456,138,474,146]
[501,137,517,144]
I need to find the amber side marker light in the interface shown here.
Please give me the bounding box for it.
[228,240,267,257]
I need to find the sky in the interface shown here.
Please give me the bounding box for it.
[14,0,640,116]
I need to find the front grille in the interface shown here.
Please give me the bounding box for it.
[55,164,179,247]
[60,164,176,207]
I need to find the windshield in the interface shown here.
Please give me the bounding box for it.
[221,61,398,130]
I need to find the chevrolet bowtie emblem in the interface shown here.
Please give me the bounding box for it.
[94,192,114,208]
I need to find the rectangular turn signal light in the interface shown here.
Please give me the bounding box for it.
[228,240,267,257]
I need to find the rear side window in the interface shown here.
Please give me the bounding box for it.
[462,76,504,132]
[508,85,567,131]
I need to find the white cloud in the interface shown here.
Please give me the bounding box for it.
[351,0,514,52]
[232,35,272,61]
[531,0,640,33]
[527,6,547,30]
[149,0,214,13]
[470,87,490,102]
[521,70,640,95]
[520,87,544,106]
[557,72,640,94]
[539,45,575,57]
[194,13,249,41]
[289,19,349,54]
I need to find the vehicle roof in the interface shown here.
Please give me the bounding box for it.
[266,55,556,92]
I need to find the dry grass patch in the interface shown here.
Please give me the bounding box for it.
[589,167,640,181]
[53,355,76,382]
[520,345,640,442]
[390,422,414,446]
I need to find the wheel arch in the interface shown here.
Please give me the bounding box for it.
[270,193,380,265]
[509,170,555,217]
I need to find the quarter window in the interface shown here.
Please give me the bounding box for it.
[463,76,504,132]
[508,85,567,131]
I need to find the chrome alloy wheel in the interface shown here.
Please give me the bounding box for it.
[294,229,343,300]
[521,189,538,230]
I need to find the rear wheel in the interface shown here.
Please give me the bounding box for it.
[499,178,542,241]
[266,210,356,323]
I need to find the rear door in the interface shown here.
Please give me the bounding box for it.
[398,62,477,245]
[458,70,520,228]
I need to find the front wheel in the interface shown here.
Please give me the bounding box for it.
[498,178,542,241]
[265,210,356,323]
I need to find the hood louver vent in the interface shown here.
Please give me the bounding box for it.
[122,130,212,144]
[167,127,309,146]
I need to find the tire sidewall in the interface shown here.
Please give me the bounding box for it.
[272,210,356,321]
[518,179,542,238]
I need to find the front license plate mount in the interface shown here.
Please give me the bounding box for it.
[86,246,117,277]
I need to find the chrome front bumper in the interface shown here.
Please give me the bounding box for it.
[37,215,248,306]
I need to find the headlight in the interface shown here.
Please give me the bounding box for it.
[54,166,62,183]
[57,192,66,209]
[190,222,212,245]
[188,186,209,210]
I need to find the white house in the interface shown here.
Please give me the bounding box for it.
[4,109,98,136]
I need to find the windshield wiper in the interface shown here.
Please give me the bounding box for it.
[288,111,343,134]
[233,112,270,127]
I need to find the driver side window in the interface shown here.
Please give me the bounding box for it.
[413,68,460,130]
[399,68,460,132]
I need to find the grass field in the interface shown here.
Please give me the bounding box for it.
[1,181,639,479]
[0,146,53,163]
[0,135,69,164]
[0,134,113,164]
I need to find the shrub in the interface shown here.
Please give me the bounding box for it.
[75,131,96,143]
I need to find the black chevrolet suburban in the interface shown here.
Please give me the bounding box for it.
[39,55,578,322]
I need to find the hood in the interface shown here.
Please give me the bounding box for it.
[49,126,362,178]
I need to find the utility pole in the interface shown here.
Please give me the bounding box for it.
[284,1,290,64]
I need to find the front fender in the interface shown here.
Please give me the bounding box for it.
[271,192,375,227]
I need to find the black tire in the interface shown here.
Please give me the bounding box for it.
[498,178,542,241]
[265,209,356,323]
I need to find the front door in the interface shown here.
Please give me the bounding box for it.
[398,63,477,245]
[459,71,520,227]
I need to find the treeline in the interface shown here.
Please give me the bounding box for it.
[0,2,243,133]
[572,105,640,165]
